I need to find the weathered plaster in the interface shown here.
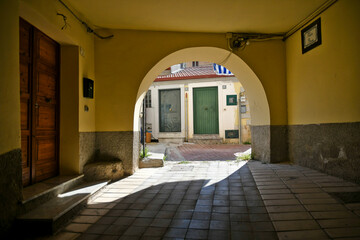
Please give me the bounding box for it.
[95,131,140,175]
[0,149,22,236]
[288,122,360,183]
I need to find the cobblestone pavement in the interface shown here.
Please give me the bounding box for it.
[166,144,251,161]
[45,161,360,240]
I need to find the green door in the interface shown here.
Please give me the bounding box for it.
[193,87,219,134]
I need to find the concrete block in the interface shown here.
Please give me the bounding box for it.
[139,158,164,168]
[83,161,124,181]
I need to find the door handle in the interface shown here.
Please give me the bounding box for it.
[35,103,39,108]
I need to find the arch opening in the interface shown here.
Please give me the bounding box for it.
[134,47,271,163]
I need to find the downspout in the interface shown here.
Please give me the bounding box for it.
[185,89,189,141]
[142,98,146,155]
[239,95,242,144]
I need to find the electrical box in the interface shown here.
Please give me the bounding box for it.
[83,78,94,98]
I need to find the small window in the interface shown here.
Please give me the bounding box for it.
[145,90,151,108]
[240,105,246,113]
[192,61,199,67]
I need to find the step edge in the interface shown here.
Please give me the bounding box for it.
[18,181,109,221]
[22,175,85,204]
[53,181,108,221]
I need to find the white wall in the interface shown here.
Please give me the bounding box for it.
[147,77,242,142]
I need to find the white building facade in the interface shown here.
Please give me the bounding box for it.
[144,63,251,144]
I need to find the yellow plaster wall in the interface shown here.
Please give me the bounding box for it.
[20,0,96,132]
[0,0,20,155]
[60,46,80,174]
[95,30,287,131]
[241,40,287,125]
[286,0,360,125]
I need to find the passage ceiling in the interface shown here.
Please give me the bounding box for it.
[66,0,328,33]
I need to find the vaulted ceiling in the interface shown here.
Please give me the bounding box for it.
[66,0,328,33]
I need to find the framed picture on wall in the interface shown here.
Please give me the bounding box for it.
[301,18,322,54]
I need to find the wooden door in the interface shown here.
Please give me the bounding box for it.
[193,87,219,134]
[20,18,59,186]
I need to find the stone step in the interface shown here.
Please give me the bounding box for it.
[16,180,108,236]
[188,134,223,144]
[20,175,85,215]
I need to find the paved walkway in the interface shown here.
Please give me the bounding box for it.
[44,161,360,240]
[166,144,251,161]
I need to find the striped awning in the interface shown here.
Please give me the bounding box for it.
[213,63,232,75]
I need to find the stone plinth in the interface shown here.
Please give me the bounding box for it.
[83,161,124,181]
[139,158,164,168]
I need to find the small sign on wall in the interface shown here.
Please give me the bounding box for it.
[301,18,322,54]
[226,95,237,106]
[225,130,239,139]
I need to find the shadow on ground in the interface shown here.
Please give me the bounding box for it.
[23,162,277,239]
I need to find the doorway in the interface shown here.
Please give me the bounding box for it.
[159,89,181,132]
[20,18,60,186]
[193,87,219,134]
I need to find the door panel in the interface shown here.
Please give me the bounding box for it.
[21,136,31,186]
[35,105,56,130]
[20,62,31,93]
[32,28,59,183]
[21,100,30,130]
[34,136,57,182]
[193,87,219,134]
[37,70,56,97]
[159,89,181,132]
[20,18,32,187]
[19,20,31,59]
[20,18,59,186]
[38,35,58,68]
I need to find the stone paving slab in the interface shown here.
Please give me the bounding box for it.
[34,160,360,240]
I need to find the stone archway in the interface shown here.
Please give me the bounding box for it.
[134,47,271,162]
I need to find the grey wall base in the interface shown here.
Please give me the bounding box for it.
[0,149,22,236]
[289,122,360,184]
[270,125,289,163]
[81,123,360,184]
[79,132,96,173]
[251,125,270,163]
[95,131,140,175]
[251,125,288,164]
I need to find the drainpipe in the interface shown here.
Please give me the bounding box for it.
[239,96,242,144]
[142,98,146,155]
[185,90,188,142]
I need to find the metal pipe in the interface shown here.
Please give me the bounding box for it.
[142,98,145,155]
[185,91,188,142]
[285,0,337,39]
[239,96,242,144]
